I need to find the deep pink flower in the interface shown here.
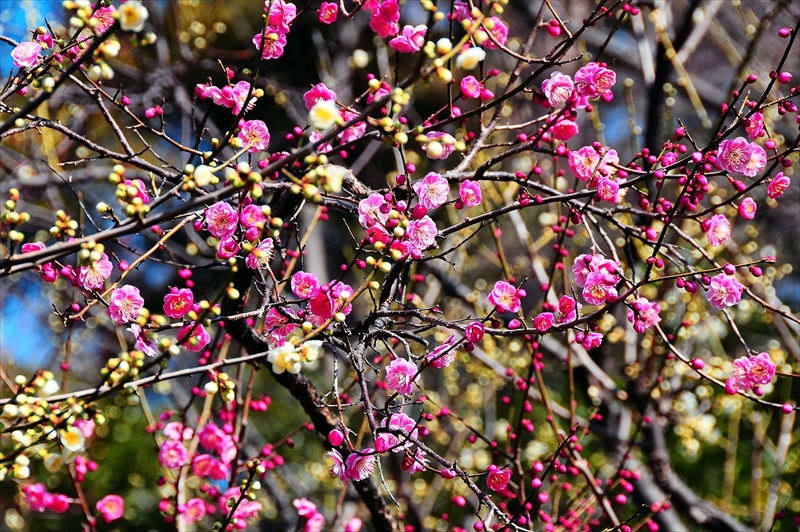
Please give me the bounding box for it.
[595,177,619,202]
[459,180,482,207]
[574,62,616,107]
[177,323,211,352]
[627,297,661,333]
[406,216,437,254]
[482,17,508,49]
[216,236,239,260]
[385,358,418,395]
[427,335,457,368]
[559,295,577,317]
[460,75,483,98]
[128,324,157,357]
[745,111,765,140]
[738,197,757,219]
[706,273,744,309]
[730,356,754,392]
[768,172,790,199]
[376,413,417,453]
[488,280,522,313]
[230,81,258,115]
[245,238,275,269]
[163,288,194,319]
[23,483,48,512]
[181,498,207,525]
[551,118,579,141]
[748,352,776,385]
[369,0,400,38]
[487,466,511,491]
[45,493,70,513]
[569,145,619,182]
[193,454,229,480]
[253,29,287,60]
[238,119,270,152]
[452,0,471,22]
[124,179,150,204]
[534,312,554,332]
[572,254,619,287]
[22,242,58,283]
[319,2,338,24]
[11,41,41,68]
[96,495,124,523]
[541,71,574,107]
[79,253,113,290]
[240,204,266,229]
[327,449,348,482]
[265,0,296,34]
[163,421,193,440]
[108,285,144,324]
[345,449,376,481]
[705,214,730,247]
[291,271,321,298]
[413,172,450,210]
[718,137,766,177]
[91,5,117,32]
[303,83,337,110]
[159,439,188,469]
[465,321,485,342]
[338,110,367,144]
[358,193,390,229]
[205,201,238,238]
[582,272,618,305]
[389,24,427,53]
[581,331,603,349]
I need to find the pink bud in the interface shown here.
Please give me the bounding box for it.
[328,429,344,446]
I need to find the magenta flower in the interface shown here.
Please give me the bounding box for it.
[427,335,457,369]
[303,82,337,110]
[572,254,620,287]
[231,81,258,115]
[748,352,776,385]
[574,62,616,107]
[163,288,194,319]
[738,197,757,219]
[79,253,113,290]
[541,71,574,107]
[177,323,211,352]
[558,295,577,323]
[488,280,522,313]
[180,498,207,526]
[216,236,239,260]
[385,358,419,395]
[252,29,287,60]
[21,242,58,283]
[327,449,348,482]
[706,273,744,309]
[595,177,620,202]
[238,119,270,153]
[11,41,41,68]
[319,2,338,24]
[482,17,509,49]
[240,204,266,229]
[534,312,554,332]
[705,214,731,247]
[192,454,228,480]
[627,297,661,333]
[23,483,48,512]
[389,24,427,53]
[205,201,238,238]
[245,238,275,269]
[568,145,619,182]
[358,193,390,229]
[465,321,485,342]
[460,75,483,99]
[108,285,144,324]
[265,0,296,34]
[452,0,471,22]
[124,179,150,204]
[406,216,437,254]
[486,465,511,491]
[158,439,188,469]
[96,495,124,523]
[768,172,790,199]
[413,172,450,210]
[582,272,618,305]
[551,118,579,141]
[745,111,765,140]
[338,110,367,144]
[369,0,399,38]
[127,324,157,357]
[459,180,482,207]
[376,413,417,453]
[345,449,376,481]
[582,331,603,349]
[45,493,70,513]
[291,271,321,299]
[718,137,766,177]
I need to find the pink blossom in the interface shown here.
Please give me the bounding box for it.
[45,493,70,513]
[96,495,124,523]
[163,288,194,319]
[541,71,574,107]
[303,83,337,110]
[358,193,390,229]
[23,483,48,512]
[159,439,188,468]
[292,271,321,298]
[252,29,287,60]
[406,216,437,254]
[181,498,207,525]
[627,297,661,333]
[265,0,296,33]
[389,24,427,53]
[369,0,400,38]
[748,352,776,385]
[405,448,428,475]
[568,145,619,182]
[730,357,754,392]
[36,32,53,49]
[738,197,757,219]
[264,307,296,337]
[582,331,603,349]
[219,487,262,524]
[216,236,239,260]
[240,204,265,229]
[558,295,577,323]
[459,180,482,207]
[551,118,579,141]
[413,172,450,210]
[768,172,790,198]
[718,137,766,177]
[706,273,744,309]
[452,0,471,22]
[74,418,96,438]
[108,285,144,324]
[163,421,193,440]
[319,2,338,24]
[338,110,367,144]
[128,323,157,357]
[79,253,113,290]
[245,238,275,269]
[745,111,765,140]
[572,254,619,287]
[22,242,58,283]
[705,214,730,247]
[595,177,619,202]
[385,358,419,395]
[238,119,270,152]
[488,280,522,313]
[482,17,509,49]
[534,312,554,332]
[582,272,618,305]
[465,321,485,342]
[11,41,41,68]
[376,413,417,453]
[91,5,117,32]
[193,454,229,480]
[427,335,457,368]
[487,466,511,491]
[574,62,616,106]
[177,323,211,352]
[460,75,483,98]
[345,449,376,481]
[231,81,258,115]
[327,449,348,482]
[205,201,238,238]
